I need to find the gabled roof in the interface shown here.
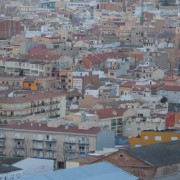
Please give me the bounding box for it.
[127,140,180,167]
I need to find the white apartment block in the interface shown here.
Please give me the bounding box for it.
[0,59,53,77]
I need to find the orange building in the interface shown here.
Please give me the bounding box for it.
[129,130,180,148]
[22,78,39,90]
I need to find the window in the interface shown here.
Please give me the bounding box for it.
[144,136,148,140]
[171,137,178,141]
[155,136,162,141]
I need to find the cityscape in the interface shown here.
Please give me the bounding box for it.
[0,0,180,179]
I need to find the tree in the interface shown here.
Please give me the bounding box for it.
[19,69,24,76]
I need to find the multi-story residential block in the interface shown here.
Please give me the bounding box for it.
[128,129,180,148]
[0,58,53,77]
[0,91,66,122]
[134,66,165,80]
[72,74,99,93]
[0,122,114,168]
[123,117,166,137]
[0,19,24,39]
[89,108,136,136]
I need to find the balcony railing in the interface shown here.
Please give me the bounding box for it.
[31,146,44,150]
[32,139,44,142]
[0,144,5,148]
[0,135,6,140]
[78,141,89,145]
[45,138,57,142]
[64,141,76,144]
[45,147,56,151]
[13,137,25,140]
[14,145,25,149]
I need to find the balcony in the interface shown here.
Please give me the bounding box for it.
[78,150,86,154]
[0,135,6,140]
[45,138,57,143]
[33,102,50,107]
[32,139,44,142]
[0,144,5,148]
[64,140,76,144]
[78,141,89,145]
[45,147,56,152]
[65,149,76,153]
[31,146,44,150]
[51,101,60,104]
[14,145,25,149]
[13,137,25,140]
[13,154,25,157]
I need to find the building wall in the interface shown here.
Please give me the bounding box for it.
[157,90,180,104]
[0,127,97,166]
[0,95,66,121]
[0,20,23,39]
[123,118,165,137]
[155,163,180,179]
[129,131,180,148]
[22,80,39,90]
[96,150,155,180]
[96,129,115,150]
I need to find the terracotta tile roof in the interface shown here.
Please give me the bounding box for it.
[0,123,101,135]
[120,81,136,87]
[84,52,128,65]
[158,85,180,92]
[89,108,127,119]
[0,91,66,103]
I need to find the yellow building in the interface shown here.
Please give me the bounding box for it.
[129,130,180,148]
[22,78,39,90]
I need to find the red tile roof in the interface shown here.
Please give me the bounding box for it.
[0,123,101,135]
[158,85,180,92]
[89,108,127,119]
[0,91,66,103]
[84,52,128,65]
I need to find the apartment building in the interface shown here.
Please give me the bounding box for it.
[123,117,166,137]
[0,122,114,168]
[89,108,136,136]
[0,91,66,122]
[0,19,23,39]
[157,85,180,112]
[129,129,180,148]
[0,59,53,77]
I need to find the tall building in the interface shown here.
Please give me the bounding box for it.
[0,19,23,39]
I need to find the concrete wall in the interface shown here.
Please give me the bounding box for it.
[96,129,115,150]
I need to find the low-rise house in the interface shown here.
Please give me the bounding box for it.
[0,158,54,180]
[66,141,180,180]
[128,129,180,148]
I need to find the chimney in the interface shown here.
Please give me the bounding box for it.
[112,110,117,116]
